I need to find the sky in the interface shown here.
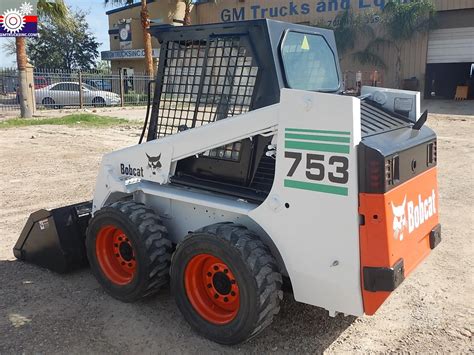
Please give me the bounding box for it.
[0,0,112,67]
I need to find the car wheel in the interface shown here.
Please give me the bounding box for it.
[42,97,55,108]
[92,97,106,107]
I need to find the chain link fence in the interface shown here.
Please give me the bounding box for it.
[0,68,154,112]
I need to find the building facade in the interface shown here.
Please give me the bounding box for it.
[103,0,474,98]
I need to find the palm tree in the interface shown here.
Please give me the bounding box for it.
[183,0,193,26]
[357,0,435,88]
[382,0,435,88]
[16,0,71,118]
[317,10,386,68]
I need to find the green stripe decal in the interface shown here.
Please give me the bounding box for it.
[285,128,350,135]
[285,133,350,143]
[285,140,350,154]
[285,179,348,196]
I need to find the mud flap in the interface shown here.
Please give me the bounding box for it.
[13,201,92,273]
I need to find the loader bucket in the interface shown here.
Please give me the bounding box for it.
[13,201,92,273]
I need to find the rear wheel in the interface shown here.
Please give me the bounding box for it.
[42,97,55,108]
[86,201,172,302]
[171,223,283,344]
[92,97,106,107]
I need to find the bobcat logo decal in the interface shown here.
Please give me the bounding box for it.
[146,153,161,175]
[392,196,407,241]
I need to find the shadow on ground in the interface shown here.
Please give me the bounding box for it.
[0,259,355,353]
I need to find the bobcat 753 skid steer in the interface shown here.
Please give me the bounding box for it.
[14,20,441,344]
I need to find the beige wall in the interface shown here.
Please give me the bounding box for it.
[193,0,474,89]
[107,0,188,51]
[106,0,473,88]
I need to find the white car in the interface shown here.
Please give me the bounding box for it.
[35,82,121,108]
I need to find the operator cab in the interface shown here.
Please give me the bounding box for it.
[147,20,341,202]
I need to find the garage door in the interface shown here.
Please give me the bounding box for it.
[427,27,474,63]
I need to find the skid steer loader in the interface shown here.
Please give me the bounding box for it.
[14,19,441,344]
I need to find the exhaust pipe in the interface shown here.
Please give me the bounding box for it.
[14,201,92,273]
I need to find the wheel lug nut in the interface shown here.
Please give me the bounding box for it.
[224,297,228,302]
[213,266,219,271]
[214,293,219,299]
[224,269,228,274]
[118,237,123,241]
[128,263,132,267]
[231,291,236,296]
[231,280,236,284]
[207,284,212,288]
[115,254,120,257]
[207,272,212,277]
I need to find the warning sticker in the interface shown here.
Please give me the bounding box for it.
[39,219,49,230]
[301,35,310,50]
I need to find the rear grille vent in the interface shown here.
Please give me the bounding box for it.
[361,101,411,137]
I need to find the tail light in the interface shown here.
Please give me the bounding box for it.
[427,141,437,166]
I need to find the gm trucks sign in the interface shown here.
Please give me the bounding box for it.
[101,48,160,61]
[220,0,410,22]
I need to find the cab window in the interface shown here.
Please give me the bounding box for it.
[281,32,339,92]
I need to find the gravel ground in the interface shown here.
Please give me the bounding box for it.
[0,111,472,353]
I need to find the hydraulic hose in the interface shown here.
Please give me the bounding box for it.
[139,80,155,144]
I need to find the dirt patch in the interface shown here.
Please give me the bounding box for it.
[0,114,472,353]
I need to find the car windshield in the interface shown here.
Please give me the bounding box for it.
[82,84,97,91]
[281,32,339,92]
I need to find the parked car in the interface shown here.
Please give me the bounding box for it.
[34,76,49,89]
[84,79,113,92]
[35,82,121,108]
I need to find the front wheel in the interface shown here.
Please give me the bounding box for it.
[171,223,283,344]
[86,201,172,302]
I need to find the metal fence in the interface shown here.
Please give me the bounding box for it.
[0,67,384,112]
[0,68,154,112]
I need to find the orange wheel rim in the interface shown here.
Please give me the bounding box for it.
[184,254,240,325]
[96,225,136,285]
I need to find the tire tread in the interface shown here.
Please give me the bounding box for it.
[195,222,283,340]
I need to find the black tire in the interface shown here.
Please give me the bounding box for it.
[42,97,55,108]
[92,97,106,107]
[171,222,283,344]
[86,201,172,302]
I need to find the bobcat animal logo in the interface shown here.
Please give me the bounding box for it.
[146,153,161,175]
[392,196,407,241]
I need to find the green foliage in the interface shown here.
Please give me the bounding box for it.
[0,114,129,128]
[124,91,145,104]
[27,10,100,70]
[382,0,436,42]
[352,37,391,69]
[37,0,75,29]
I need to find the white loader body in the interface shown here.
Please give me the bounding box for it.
[93,89,364,316]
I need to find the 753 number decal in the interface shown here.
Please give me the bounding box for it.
[285,152,349,184]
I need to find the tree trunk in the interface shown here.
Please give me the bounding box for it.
[395,44,402,89]
[140,0,154,76]
[16,37,33,118]
[184,2,192,26]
